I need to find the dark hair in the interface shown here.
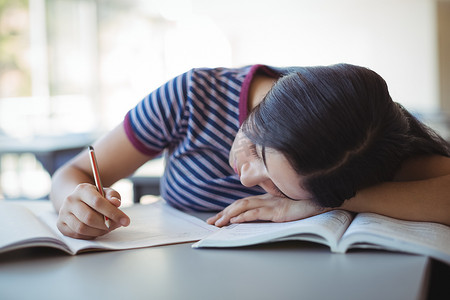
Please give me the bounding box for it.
[243,64,450,207]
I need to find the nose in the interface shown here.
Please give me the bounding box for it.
[239,161,268,187]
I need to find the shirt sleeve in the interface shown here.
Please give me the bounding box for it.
[123,69,191,156]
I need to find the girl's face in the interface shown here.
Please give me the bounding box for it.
[229,128,312,200]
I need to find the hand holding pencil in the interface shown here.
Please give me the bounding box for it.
[54,146,130,240]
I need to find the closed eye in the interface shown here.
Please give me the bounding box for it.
[252,143,298,200]
[273,186,286,197]
[249,143,261,160]
[271,183,294,200]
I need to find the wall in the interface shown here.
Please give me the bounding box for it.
[438,0,450,114]
[188,0,440,113]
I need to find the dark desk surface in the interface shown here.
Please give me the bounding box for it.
[0,241,433,300]
[0,201,440,300]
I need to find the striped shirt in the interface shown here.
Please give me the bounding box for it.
[124,65,280,211]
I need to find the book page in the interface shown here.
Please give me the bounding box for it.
[38,201,218,254]
[338,213,450,265]
[192,210,353,249]
[0,202,68,254]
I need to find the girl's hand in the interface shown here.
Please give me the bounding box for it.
[207,193,330,227]
[56,184,130,239]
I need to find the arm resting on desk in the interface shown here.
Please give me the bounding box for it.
[341,155,450,226]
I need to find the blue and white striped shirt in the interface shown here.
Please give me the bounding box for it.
[124,65,279,211]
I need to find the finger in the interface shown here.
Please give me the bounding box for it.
[79,187,130,227]
[214,198,268,226]
[69,195,125,230]
[70,199,112,230]
[60,193,109,230]
[58,212,108,239]
[225,198,269,215]
[105,208,130,227]
[57,222,97,240]
[110,197,122,208]
[229,207,275,224]
[206,211,224,225]
[104,187,121,200]
[104,188,122,208]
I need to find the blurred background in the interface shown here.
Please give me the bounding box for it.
[1,0,449,202]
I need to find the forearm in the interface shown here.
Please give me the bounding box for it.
[50,125,153,213]
[340,175,450,226]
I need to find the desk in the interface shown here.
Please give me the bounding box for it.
[0,201,445,300]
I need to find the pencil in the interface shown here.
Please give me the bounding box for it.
[88,145,111,229]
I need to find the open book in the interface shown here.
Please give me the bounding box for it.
[2,201,449,265]
[0,201,216,255]
[192,210,450,265]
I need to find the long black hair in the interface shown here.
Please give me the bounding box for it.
[242,64,450,207]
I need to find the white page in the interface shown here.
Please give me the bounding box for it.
[38,200,218,254]
[192,210,353,249]
[0,203,67,253]
[338,213,450,264]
